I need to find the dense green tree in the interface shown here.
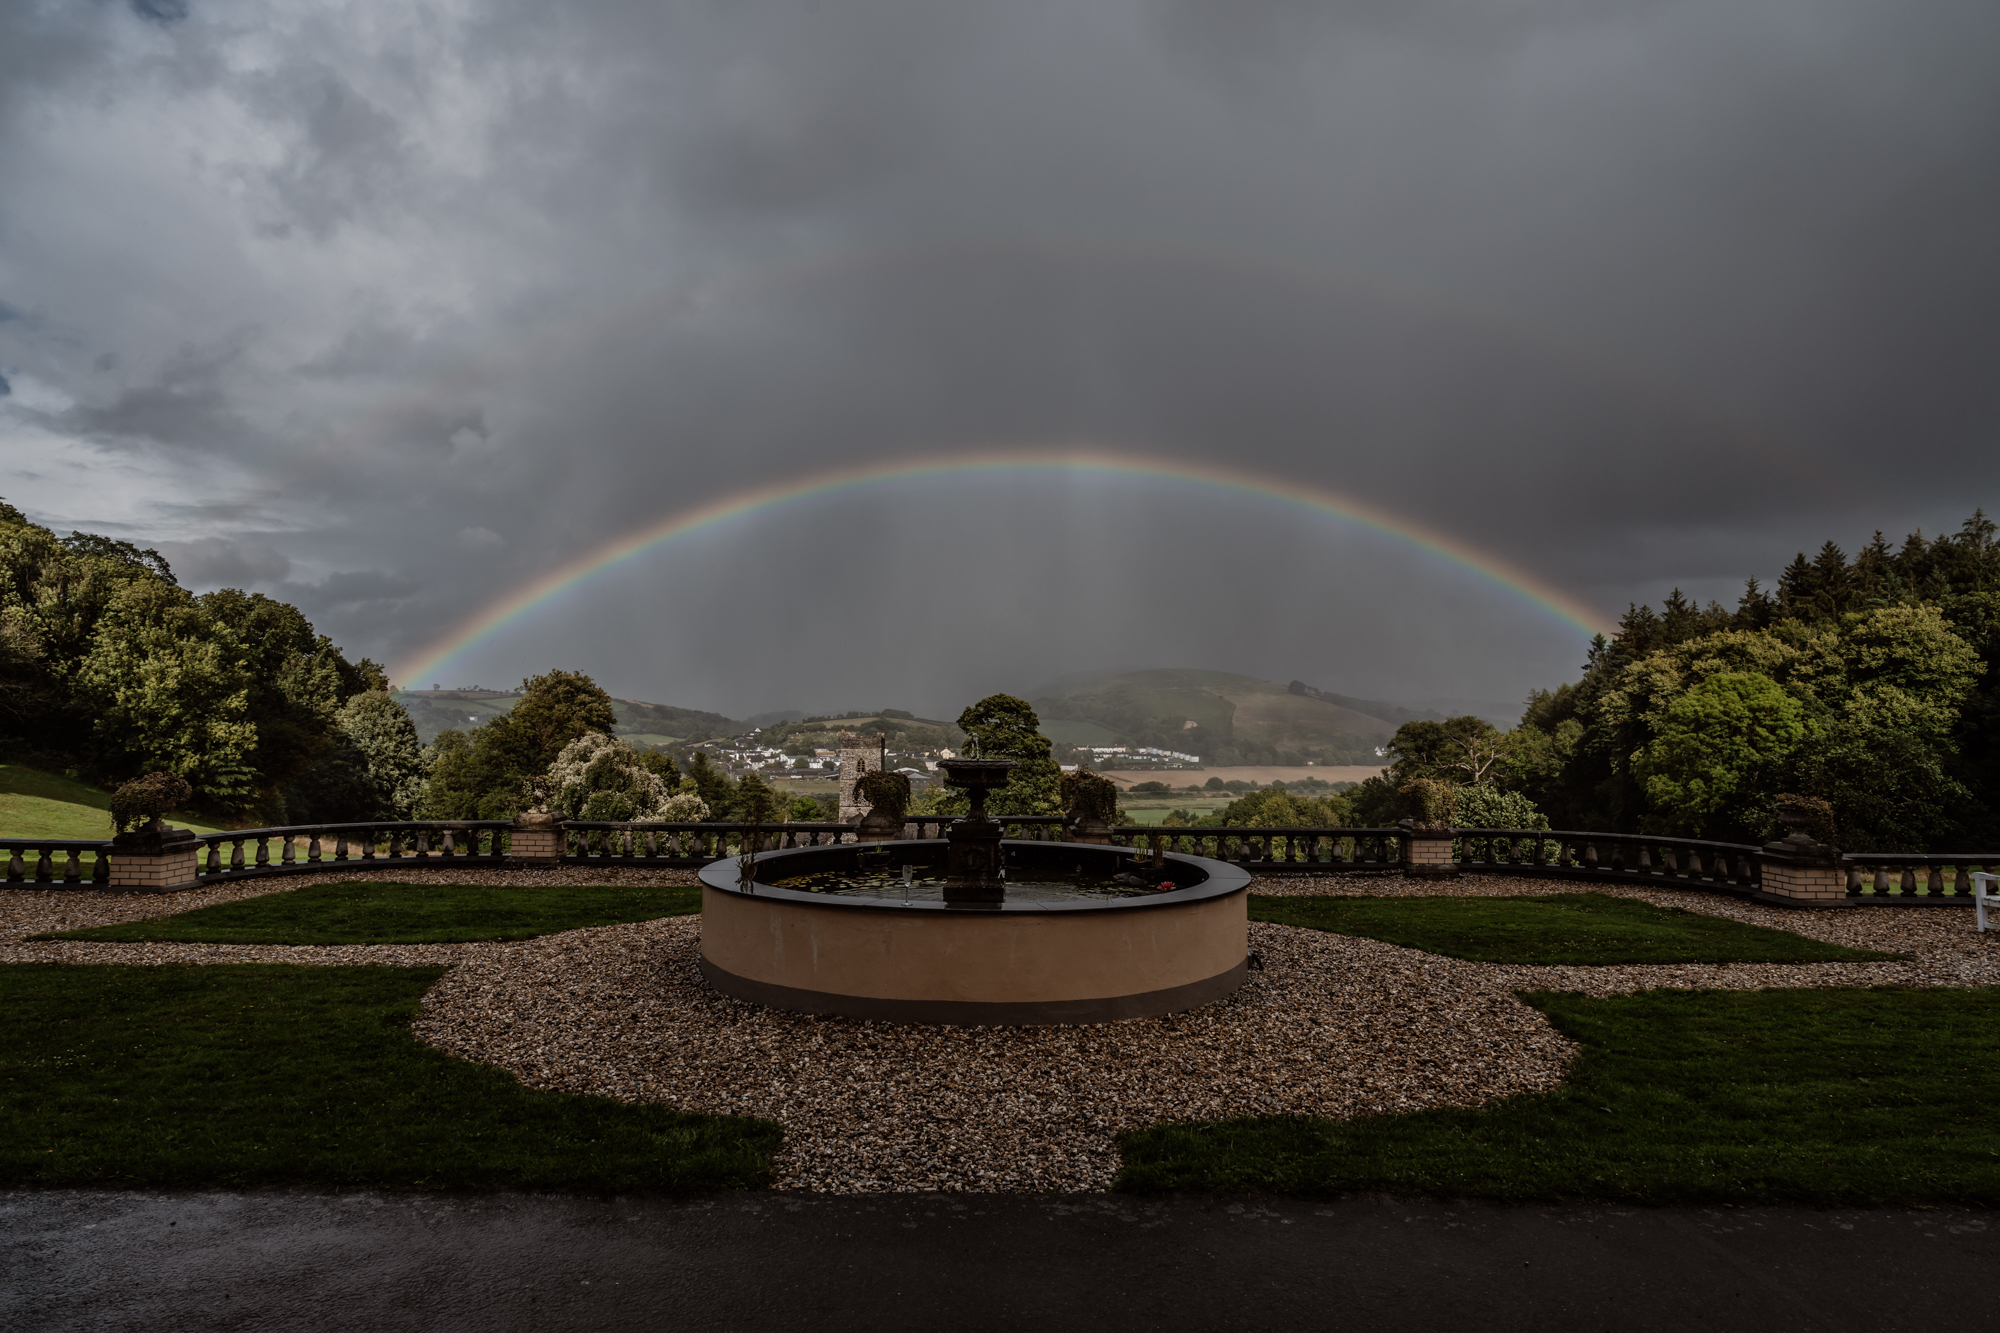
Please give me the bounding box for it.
[492,670,618,774]
[1632,673,1806,841]
[331,691,428,819]
[420,729,481,819]
[683,751,737,816]
[955,694,1062,817]
[73,580,260,812]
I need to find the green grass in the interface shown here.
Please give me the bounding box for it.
[0,762,219,840]
[1119,987,2000,1205]
[1250,891,1901,965]
[0,964,776,1189]
[38,880,703,945]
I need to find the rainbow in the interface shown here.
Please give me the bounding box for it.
[391,448,1616,687]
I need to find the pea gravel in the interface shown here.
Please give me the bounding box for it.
[8,867,2000,1193]
[413,915,1577,1193]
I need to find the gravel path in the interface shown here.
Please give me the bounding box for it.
[8,868,1999,1193]
[414,916,1576,1192]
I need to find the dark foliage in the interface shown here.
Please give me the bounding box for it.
[108,772,193,834]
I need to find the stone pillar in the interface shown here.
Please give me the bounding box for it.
[507,811,566,866]
[1399,820,1459,878]
[105,826,200,893]
[1755,834,1851,907]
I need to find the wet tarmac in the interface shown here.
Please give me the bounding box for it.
[4,1189,1994,1331]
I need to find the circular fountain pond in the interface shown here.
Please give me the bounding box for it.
[697,839,1252,1025]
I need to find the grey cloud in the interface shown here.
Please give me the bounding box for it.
[3,0,1997,718]
[275,571,422,622]
[159,537,292,587]
[57,342,259,454]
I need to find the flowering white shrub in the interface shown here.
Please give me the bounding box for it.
[657,791,711,822]
[546,731,675,821]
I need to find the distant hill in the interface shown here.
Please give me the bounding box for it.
[758,711,961,752]
[391,690,741,747]
[1029,668,1400,765]
[1284,680,1448,728]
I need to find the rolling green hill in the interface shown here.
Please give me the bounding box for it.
[392,691,741,747]
[1029,668,1399,765]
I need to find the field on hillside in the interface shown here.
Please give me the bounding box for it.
[1031,668,1397,762]
[1096,766,1384,789]
[0,765,220,840]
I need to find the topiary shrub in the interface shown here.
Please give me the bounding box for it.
[1399,778,1456,830]
[1060,769,1121,827]
[1774,792,1838,847]
[109,771,192,835]
[855,769,912,821]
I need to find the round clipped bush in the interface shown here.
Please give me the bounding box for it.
[109,771,193,834]
[854,769,912,820]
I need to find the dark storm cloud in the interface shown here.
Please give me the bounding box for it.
[2,0,1996,716]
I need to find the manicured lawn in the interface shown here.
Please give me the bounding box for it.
[38,881,703,945]
[0,964,777,1190]
[1250,891,1901,965]
[1119,987,2000,1205]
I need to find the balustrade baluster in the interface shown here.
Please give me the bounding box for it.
[61,848,80,883]
[6,848,22,881]
[205,843,221,875]
[1872,864,1891,896]
[1844,864,1862,894]
[416,831,431,859]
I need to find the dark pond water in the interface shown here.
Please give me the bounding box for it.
[765,865,1184,904]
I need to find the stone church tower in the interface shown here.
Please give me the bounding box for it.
[837,731,888,822]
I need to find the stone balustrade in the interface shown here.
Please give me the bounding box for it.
[3,817,1993,905]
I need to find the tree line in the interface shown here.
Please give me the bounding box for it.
[1338,512,2000,851]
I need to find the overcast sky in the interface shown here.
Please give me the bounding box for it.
[2,1,1995,720]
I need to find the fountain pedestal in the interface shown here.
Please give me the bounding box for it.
[938,758,1016,903]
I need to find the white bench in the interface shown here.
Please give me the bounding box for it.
[1975,872,2000,932]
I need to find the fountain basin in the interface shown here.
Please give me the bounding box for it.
[697,839,1251,1025]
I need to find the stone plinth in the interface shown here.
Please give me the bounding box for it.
[1400,823,1459,878]
[106,826,199,893]
[508,813,565,865]
[1066,817,1113,846]
[1755,835,1851,907]
[855,811,904,842]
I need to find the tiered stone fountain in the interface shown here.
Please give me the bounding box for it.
[698,758,1251,1024]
